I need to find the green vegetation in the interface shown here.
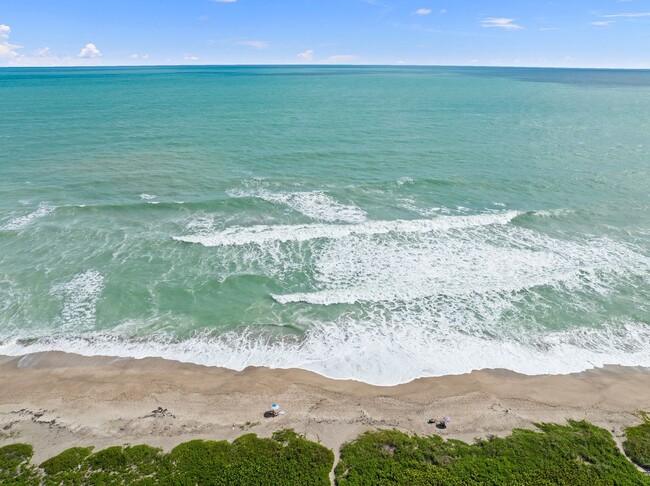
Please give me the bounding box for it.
[39,447,93,476]
[624,413,650,472]
[3,421,650,485]
[335,420,650,485]
[47,444,174,485]
[0,430,333,485]
[169,430,333,485]
[0,443,39,485]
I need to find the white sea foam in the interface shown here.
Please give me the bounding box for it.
[228,187,367,223]
[137,206,648,383]
[4,221,650,385]
[173,211,520,247]
[532,209,576,218]
[272,226,646,306]
[396,177,414,186]
[140,194,157,200]
[1,319,650,386]
[2,205,55,231]
[50,270,104,330]
[186,213,215,234]
[396,198,444,217]
[3,204,648,385]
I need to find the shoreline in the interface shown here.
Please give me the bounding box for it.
[4,329,650,387]
[1,351,650,464]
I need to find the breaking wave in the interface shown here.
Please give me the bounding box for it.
[2,205,55,231]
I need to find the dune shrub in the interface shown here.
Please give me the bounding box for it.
[624,413,650,471]
[1,430,333,485]
[335,420,650,485]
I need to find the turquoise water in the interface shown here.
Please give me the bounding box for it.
[1,66,649,384]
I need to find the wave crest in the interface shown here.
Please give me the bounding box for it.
[2,205,55,231]
[173,211,520,247]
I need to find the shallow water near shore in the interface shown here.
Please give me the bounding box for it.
[1,66,649,385]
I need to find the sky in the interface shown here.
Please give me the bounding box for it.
[1,0,649,68]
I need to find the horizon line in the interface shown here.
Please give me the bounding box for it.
[2,63,650,71]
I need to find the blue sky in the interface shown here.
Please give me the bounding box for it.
[1,0,649,68]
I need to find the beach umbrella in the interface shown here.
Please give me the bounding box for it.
[442,416,452,424]
[271,403,280,411]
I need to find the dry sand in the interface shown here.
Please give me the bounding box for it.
[1,351,649,467]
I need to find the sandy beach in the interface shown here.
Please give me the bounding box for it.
[1,351,649,468]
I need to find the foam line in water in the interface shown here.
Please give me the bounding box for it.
[173,211,520,247]
[2,205,55,230]
[50,270,104,330]
[396,197,444,217]
[530,209,575,218]
[1,319,650,386]
[186,214,216,234]
[4,223,650,385]
[271,227,648,306]
[228,187,367,223]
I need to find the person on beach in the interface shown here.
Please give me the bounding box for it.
[264,403,286,418]
[428,417,452,429]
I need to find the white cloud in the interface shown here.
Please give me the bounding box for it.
[439,9,447,14]
[591,21,615,26]
[2,28,106,66]
[78,43,101,58]
[415,8,432,15]
[130,53,149,59]
[0,24,22,59]
[236,40,268,49]
[480,18,524,30]
[325,54,359,63]
[183,54,200,61]
[0,42,21,58]
[297,49,314,61]
[602,12,650,18]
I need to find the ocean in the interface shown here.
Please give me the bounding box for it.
[1,65,649,385]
